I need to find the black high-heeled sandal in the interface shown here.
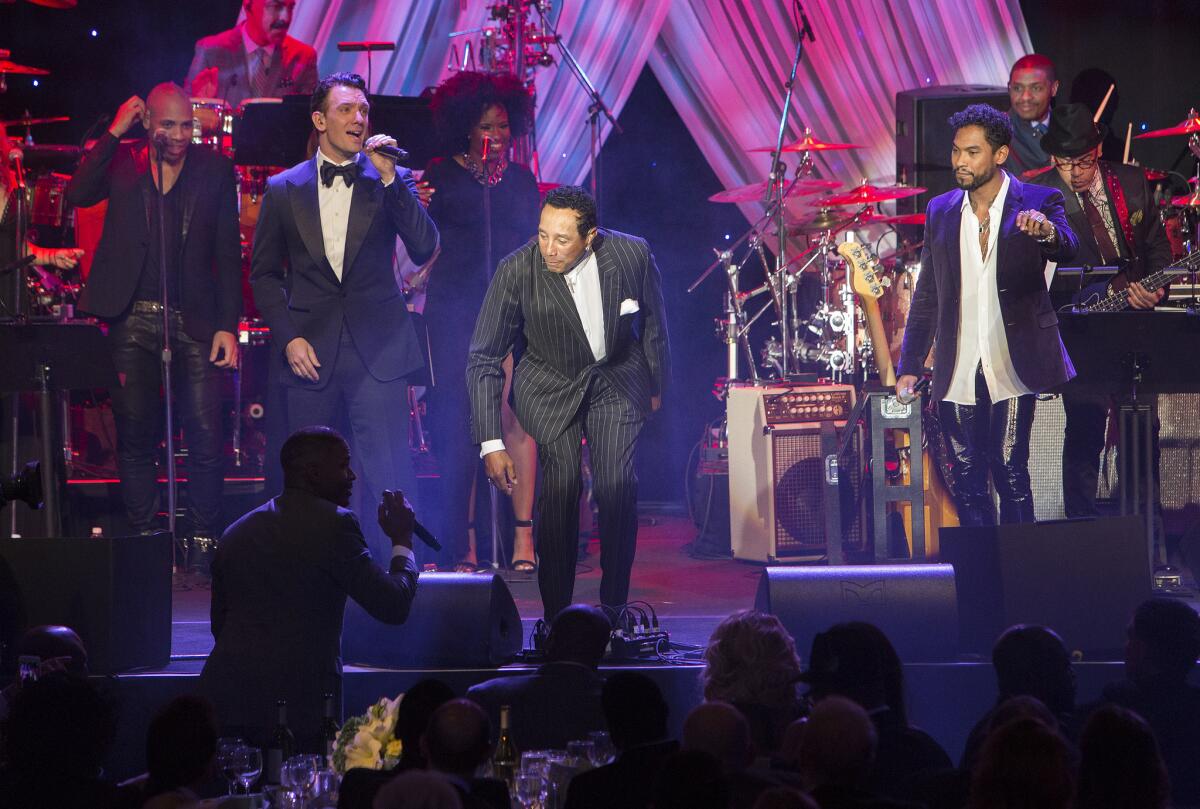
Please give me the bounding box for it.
[511,518,537,573]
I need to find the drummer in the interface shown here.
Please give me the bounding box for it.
[0,124,84,316]
[185,0,318,108]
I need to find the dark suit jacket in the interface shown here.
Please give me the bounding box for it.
[337,767,507,809]
[466,229,670,445]
[562,740,680,809]
[1006,108,1050,177]
[249,155,438,390]
[898,171,1079,402]
[1030,161,1173,288]
[199,488,419,749]
[185,24,319,107]
[466,661,607,751]
[65,134,242,341]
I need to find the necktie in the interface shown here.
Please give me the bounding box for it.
[250,47,272,98]
[320,161,359,188]
[1080,192,1120,265]
[1033,122,1048,139]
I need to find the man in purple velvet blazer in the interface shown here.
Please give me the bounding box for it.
[897,104,1078,526]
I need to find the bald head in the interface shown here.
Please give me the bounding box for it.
[798,697,877,789]
[143,82,193,165]
[683,702,753,772]
[422,699,491,777]
[17,625,88,675]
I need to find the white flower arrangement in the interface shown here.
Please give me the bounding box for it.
[332,694,404,775]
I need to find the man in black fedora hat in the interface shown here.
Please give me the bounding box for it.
[1031,101,1173,518]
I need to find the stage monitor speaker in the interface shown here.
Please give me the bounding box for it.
[755,564,958,662]
[895,85,1010,216]
[727,384,864,563]
[342,572,522,668]
[940,516,1152,656]
[0,533,172,674]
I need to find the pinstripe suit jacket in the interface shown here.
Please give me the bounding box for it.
[466,229,670,446]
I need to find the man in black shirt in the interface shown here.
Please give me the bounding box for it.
[67,83,241,540]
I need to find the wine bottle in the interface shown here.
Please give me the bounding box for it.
[491,704,518,784]
[265,699,296,785]
[321,692,340,763]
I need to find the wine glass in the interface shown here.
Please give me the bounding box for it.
[216,737,246,795]
[566,739,595,770]
[234,746,263,793]
[286,754,319,804]
[520,750,550,778]
[513,772,546,809]
[587,731,616,767]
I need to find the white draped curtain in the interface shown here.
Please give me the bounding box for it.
[285,0,1031,221]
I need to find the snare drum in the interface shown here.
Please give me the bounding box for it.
[1161,207,1196,261]
[236,165,280,235]
[190,97,233,154]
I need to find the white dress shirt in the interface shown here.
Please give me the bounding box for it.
[944,173,1032,405]
[480,249,606,457]
[315,149,357,282]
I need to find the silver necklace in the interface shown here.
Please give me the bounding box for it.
[978,214,991,234]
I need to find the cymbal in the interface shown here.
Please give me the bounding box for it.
[1021,165,1054,179]
[1135,111,1200,139]
[29,0,79,7]
[780,208,852,233]
[748,128,861,153]
[0,115,69,128]
[1143,168,1169,181]
[537,182,561,194]
[709,177,840,204]
[1170,192,1200,207]
[851,209,926,226]
[0,59,50,76]
[818,181,925,206]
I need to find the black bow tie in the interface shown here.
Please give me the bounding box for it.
[320,160,360,188]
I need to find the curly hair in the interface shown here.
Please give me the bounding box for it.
[702,610,803,708]
[430,71,534,156]
[947,103,1013,151]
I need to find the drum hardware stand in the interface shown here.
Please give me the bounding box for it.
[714,246,759,387]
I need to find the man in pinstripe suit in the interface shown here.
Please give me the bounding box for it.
[467,186,669,622]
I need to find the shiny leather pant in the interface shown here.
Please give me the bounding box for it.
[108,308,225,534]
[937,366,1036,526]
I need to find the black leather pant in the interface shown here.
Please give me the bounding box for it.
[108,307,225,534]
[937,365,1036,526]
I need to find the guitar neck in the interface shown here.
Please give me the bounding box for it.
[1082,256,1200,313]
[860,297,896,386]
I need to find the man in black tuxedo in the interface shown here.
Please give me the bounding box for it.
[1005,54,1059,176]
[467,186,669,620]
[250,72,438,563]
[896,104,1078,526]
[1031,103,1173,517]
[199,426,419,752]
[66,83,241,539]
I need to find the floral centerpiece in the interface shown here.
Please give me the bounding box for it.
[331,694,404,774]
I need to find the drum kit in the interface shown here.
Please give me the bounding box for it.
[693,128,927,385]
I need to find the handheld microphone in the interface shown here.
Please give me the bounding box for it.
[371,143,409,163]
[481,134,492,164]
[412,520,442,552]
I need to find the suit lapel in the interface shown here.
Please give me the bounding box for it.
[288,159,340,285]
[342,155,379,281]
[595,232,621,357]
[997,173,1022,277]
[944,191,963,303]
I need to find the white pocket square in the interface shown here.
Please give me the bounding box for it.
[619,298,640,316]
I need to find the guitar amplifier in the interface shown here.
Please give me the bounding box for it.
[727,384,864,563]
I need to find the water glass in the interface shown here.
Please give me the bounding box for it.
[565,739,595,770]
[217,737,247,795]
[235,746,264,793]
[587,731,616,767]
[520,750,551,777]
[513,772,546,809]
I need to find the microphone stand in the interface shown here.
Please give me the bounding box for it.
[153,138,178,541]
[481,137,503,571]
[533,3,622,216]
[762,0,815,379]
[6,152,29,537]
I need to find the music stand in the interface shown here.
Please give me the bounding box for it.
[1058,311,1200,569]
[1049,264,1119,308]
[0,323,117,537]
